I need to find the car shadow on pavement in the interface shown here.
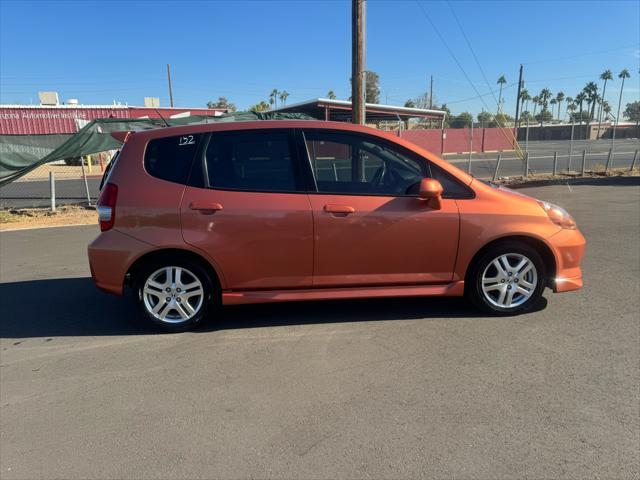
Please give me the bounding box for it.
[0,277,547,338]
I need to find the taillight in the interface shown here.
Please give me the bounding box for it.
[97,182,118,231]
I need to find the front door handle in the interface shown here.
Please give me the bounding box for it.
[189,201,223,212]
[324,204,355,214]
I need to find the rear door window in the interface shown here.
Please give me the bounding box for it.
[144,134,202,184]
[204,130,299,192]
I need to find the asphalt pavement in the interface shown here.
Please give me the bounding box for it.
[0,178,639,479]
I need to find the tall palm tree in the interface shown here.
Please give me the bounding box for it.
[327,90,337,100]
[565,96,574,121]
[575,91,587,126]
[567,101,577,121]
[532,95,540,119]
[550,98,557,120]
[496,75,507,114]
[555,91,565,121]
[596,69,613,137]
[583,81,599,132]
[279,90,289,106]
[614,69,631,131]
[538,88,552,126]
[269,89,279,109]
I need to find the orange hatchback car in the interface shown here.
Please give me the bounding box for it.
[88,121,585,331]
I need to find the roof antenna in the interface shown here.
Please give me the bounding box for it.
[154,108,170,127]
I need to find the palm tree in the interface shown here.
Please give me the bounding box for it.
[596,70,613,137]
[567,101,577,121]
[614,69,631,131]
[496,75,507,114]
[550,98,557,120]
[538,88,552,126]
[269,89,279,109]
[327,90,337,100]
[583,81,599,132]
[532,95,540,120]
[555,92,565,121]
[279,90,289,106]
[565,96,574,121]
[575,91,587,126]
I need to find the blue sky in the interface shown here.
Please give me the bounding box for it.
[1,0,638,116]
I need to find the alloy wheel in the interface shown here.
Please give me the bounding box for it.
[142,266,205,323]
[481,253,538,309]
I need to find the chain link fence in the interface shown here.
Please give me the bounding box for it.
[1,139,638,210]
[0,156,108,209]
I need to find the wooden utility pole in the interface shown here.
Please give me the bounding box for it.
[351,0,366,124]
[167,64,174,107]
[513,64,524,147]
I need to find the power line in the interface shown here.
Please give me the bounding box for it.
[446,1,501,112]
[414,1,489,111]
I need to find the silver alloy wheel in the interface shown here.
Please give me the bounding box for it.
[142,266,204,324]
[481,253,538,309]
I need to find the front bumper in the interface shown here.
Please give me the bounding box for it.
[548,227,586,293]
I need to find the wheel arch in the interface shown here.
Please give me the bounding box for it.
[463,235,557,288]
[125,248,223,295]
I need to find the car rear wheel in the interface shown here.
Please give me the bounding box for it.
[467,242,546,315]
[135,260,214,332]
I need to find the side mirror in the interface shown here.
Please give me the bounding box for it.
[419,178,444,210]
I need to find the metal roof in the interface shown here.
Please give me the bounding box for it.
[270,98,446,122]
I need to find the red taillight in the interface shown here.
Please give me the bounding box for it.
[97,182,118,231]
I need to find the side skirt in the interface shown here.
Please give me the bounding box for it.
[222,281,465,306]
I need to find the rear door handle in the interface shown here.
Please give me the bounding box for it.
[189,201,223,212]
[324,204,355,214]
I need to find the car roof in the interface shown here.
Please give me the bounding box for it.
[131,120,397,142]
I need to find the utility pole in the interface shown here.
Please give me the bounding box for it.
[513,64,524,145]
[429,75,434,128]
[167,63,174,107]
[351,0,366,125]
[429,75,433,108]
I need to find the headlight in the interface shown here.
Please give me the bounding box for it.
[538,201,576,229]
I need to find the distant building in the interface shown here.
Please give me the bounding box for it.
[0,104,228,135]
[270,98,445,126]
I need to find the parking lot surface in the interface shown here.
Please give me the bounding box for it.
[1,178,639,479]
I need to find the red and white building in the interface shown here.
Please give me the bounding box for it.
[0,104,228,135]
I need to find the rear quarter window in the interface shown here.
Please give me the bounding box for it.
[144,134,202,184]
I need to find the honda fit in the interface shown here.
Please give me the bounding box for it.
[88,121,585,331]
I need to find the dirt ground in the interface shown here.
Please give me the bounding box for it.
[0,204,97,231]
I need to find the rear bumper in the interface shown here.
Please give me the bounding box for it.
[548,227,586,293]
[88,229,152,295]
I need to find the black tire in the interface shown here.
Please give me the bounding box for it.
[134,258,215,332]
[466,241,546,315]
